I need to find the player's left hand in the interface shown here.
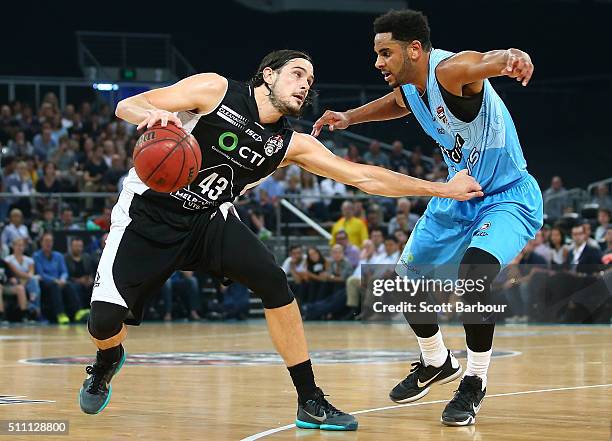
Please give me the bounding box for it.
[442,169,484,201]
[502,48,534,86]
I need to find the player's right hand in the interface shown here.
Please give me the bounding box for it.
[442,169,484,201]
[311,110,350,137]
[137,109,183,130]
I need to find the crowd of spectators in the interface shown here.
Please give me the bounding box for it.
[0,95,610,325]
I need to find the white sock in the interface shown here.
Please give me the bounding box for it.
[464,348,492,389]
[417,330,448,367]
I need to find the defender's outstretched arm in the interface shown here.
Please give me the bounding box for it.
[286,133,483,201]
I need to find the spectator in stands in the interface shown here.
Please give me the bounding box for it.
[363,140,390,168]
[343,239,378,319]
[5,237,41,319]
[393,229,409,249]
[0,259,28,323]
[366,203,385,232]
[32,123,56,160]
[344,144,363,163]
[427,150,448,181]
[302,244,353,320]
[330,201,368,247]
[543,176,568,219]
[102,140,116,167]
[61,104,75,129]
[299,171,326,220]
[409,146,431,176]
[258,169,285,203]
[319,175,347,218]
[389,140,409,173]
[591,184,612,210]
[50,138,78,174]
[102,154,127,192]
[370,227,386,257]
[160,271,201,321]
[93,206,112,231]
[549,226,569,266]
[7,130,34,158]
[64,238,95,305]
[31,207,58,241]
[333,230,360,267]
[533,229,553,264]
[502,239,548,323]
[581,221,600,249]
[387,198,419,235]
[303,246,329,304]
[1,208,31,249]
[83,144,108,193]
[35,161,62,194]
[376,235,401,265]
[594,208,610,244]
[4,160,34,216]
[60,206,81,230]
[568,225,603,275]
[604,228,612,255]
[33,232,88,324]
[282,245,308,303]
[0,156,17,220]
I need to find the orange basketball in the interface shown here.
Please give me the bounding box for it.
[133,123,201,193]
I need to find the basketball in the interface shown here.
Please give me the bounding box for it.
[133,123,201,192]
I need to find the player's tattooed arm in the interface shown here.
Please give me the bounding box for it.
[436,49,534,96]
[286,133,483,201]
[115,73,229,130]
[311,88,409,137]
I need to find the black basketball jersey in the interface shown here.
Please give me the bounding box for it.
[123,79,294,214]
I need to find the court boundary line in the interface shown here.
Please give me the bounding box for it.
[239,383,612,441]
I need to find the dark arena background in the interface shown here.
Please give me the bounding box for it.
[0,1,610,440]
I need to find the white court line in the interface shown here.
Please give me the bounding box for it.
[240,383,612,441]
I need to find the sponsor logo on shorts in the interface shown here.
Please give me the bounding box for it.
[473,221,491,237]
[93,271,100,288]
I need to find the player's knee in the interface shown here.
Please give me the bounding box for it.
[459,247,501,284]
[88,301,129,340]
[254,266,294,309]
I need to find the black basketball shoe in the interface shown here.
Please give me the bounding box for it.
[441,375,486,426]
[79,346,126,414]
[295,388,358,431]
[389,350,462,403]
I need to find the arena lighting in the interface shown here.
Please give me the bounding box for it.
[92,83,119,91]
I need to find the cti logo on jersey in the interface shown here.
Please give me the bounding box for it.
[217,131,266,167]
[264,135,284,157]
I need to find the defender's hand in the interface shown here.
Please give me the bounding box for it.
[503,49,534,86]
[137,109,183,130]
[442,170,484,201]
[311,110,350,137]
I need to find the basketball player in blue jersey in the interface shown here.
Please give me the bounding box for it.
[313,10,543,426]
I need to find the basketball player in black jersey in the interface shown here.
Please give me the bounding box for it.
[78,49,482,431]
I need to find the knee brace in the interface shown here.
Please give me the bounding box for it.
[256,266,295,309]
[88,301,129,349]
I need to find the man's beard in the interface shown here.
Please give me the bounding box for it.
[269,83,303,117]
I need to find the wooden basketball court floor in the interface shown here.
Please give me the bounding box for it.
[0,321,610,440]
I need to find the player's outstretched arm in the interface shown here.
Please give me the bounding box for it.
[115,73,228,130]
[286,133,483,201]
[311,88,409,137]
[436,49,534,94]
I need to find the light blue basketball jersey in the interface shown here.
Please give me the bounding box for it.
[401,49,531,223]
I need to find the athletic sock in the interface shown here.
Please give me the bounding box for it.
[98,345,122,365]
[464,348,491,389]
[417,330,448,367]
[288,359,318,404]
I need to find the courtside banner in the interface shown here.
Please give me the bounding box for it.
[359,264,611,324]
